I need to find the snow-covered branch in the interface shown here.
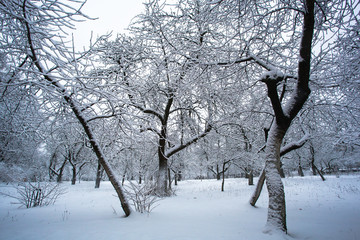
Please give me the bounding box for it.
[165,124,212,157]
[280,133,310,157]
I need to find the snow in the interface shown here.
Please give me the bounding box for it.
[261,70,285,81]
[1,175,360,240]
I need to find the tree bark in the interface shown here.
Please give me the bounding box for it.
[298,165,304,177]
[168,167,172,190]
[71,166,76,185]
[221,164,225,192]
[250,134,309,206]
[157,143,169,196]
[95,162,103,189]
[216,164,221,180]
[309,144,325,180]
[174,171,178,186]
[250,168,265,206]
[264,124,287,232]
[56,159,67,183]
[248,170,254,186]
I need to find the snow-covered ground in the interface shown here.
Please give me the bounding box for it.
[0,175,359,240]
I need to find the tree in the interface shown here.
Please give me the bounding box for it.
[95,1,217,196]
[0,0,131,216]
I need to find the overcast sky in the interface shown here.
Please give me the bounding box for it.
[71,0,145,49]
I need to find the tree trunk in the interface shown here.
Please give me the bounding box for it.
[264,124,287,232]
[174,171,178,186]
[168,167,172,190]
[56,159,67,183]
[71,166,76,185]
[157,146,169,196]
[309,137,325,181]
[298,165,304,177]
[313,164,326,181]
[221,165,225,192]
[216,164,221,180]
[311,162,317,176]
[248,170,254,185]
[56,173,63,183]
[250,168,265,206]
[95,162,103,189]
[122,173,126,186]
[255,0,314,232]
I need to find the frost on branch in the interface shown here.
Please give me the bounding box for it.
[260,70,284,83]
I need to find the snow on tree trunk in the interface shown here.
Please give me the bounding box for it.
[250,168,265,206]
[255,0,315,232]
[264,123,287,232]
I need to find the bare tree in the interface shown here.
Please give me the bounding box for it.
[0,0,131,216]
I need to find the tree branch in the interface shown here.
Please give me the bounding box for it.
[280,133,310,157]
[140,127,161,138]
[166,124,212,157]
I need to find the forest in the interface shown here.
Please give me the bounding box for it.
[0,0,359,236]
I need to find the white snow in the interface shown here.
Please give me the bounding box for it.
[1,175,360,240]
[261,69,285,81]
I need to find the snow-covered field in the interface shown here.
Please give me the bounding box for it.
[1,175,360,240]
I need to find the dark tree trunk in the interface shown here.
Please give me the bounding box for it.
[221,161,230,192]
[248,170,254,185]
[311,162,317,176]
[221,163,226,192]
[122,173,126,186]
[157,140,169,196]
[56,160,67,183]
[174,171,178,186]
[298,165,304,177]
[314,164,326,181]
[310,144,317,175]
[71,166,76,185]
[56,172,63,183]
[310,143,325,180]
[168,167,172,190]
[95,162,103,189]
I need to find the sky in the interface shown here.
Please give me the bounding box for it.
[70,0,145,49]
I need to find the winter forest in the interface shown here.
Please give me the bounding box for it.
[0,0,360,239]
